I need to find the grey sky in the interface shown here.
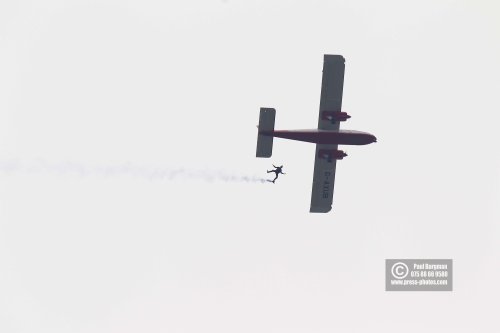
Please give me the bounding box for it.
[1,1,499,332]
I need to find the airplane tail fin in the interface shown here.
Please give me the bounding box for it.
[256,108,275,158]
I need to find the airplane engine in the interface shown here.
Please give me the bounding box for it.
[318,149,347,162]
[322,111,351,123]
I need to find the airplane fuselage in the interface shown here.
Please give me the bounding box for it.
[260,129,377,145]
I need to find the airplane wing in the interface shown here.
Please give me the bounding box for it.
[310,55,345,213]
[317,55,345,130]
[310,144,338,212]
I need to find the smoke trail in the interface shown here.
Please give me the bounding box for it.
[0,158,268,183]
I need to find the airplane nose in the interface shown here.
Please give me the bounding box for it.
[370,134,377,143]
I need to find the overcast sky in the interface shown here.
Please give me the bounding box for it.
[1,1,499,332]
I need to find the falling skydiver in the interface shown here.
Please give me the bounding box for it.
[267,164,285,183]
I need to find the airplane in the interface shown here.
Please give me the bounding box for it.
[256,54,377,213]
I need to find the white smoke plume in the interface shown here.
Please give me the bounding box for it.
[0,158,268,183]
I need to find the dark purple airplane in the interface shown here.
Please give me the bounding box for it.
[256,55,376,213]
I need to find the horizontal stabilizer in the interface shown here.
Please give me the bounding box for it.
[256,108,276,158]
